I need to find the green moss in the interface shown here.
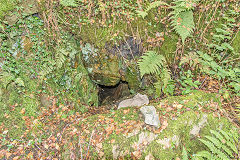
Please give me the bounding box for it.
[46,64,99,108]
[232,31,240,54]
[161,90,220,108]
[75,107,233,159]
[0,0,16,19]
[103,131,139,159]
[125,66,140,90]
[62,90,234,159]
[0,80,40,138]
[158,33,178,64]
[71,10,164,50]
[145,111,232,159]
[78,21,127,49]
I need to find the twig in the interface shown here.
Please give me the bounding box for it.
[84,129,95,160]
[123,36,136,61]
[199,77,207,89]
[200,0,219,41]
[78,132,83,160]
[230,27,239,45]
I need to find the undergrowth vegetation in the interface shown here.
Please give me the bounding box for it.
[0,0,239,159]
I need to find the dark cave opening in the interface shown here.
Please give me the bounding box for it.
[98,81,131,105]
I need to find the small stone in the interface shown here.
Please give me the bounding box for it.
[118,93,149,109]
[190,114,208,137]
[140,106,160,128]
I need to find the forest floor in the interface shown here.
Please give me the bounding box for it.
[1,76,239,160]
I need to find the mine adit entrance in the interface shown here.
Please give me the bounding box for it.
[82,36,143,106]
[97,81,131,105]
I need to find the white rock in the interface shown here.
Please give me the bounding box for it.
[140,106,160,128]
[112,145,120,159]
[118,93,149,109]
[156,135,179,149]
[190,114,208,137]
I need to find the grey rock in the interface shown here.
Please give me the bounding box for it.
[157,135,179,149]
[190,114,208,137]
[131,132,157,151]
[112,145,120,160]
[140,106,160,128]
[117,93,149,109]
[39,94,53,107]
[112,144,129,160]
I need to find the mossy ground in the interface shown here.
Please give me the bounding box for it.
[160,90,221,108]
[145,111,232,160]
[0,0,16,19]
[232,31,240,54]
[0,74,40,138]
[59,90,235,159]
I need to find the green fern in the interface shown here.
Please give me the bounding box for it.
[154,68,173,96]
[136,1,169,19]
[60,0,78,7]
[138,51,173,97]
[137,51,166,78]
[170,0,198,44]
[182,146,189,160]
[193,129,239,160]
[180,52,201,68]
[56,47,69,69]
[39,61,55,80]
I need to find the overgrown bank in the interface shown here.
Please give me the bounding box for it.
[0,0,239,159]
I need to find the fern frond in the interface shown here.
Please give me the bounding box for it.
[56,48,68,69]
[195,129,239,160]
[199,139,229,160]
[161,67,171,89]
[219,130,231,142]
[154,69,172,97]
[182,146,188,160]
[199,139,218,154]
[60,0,78,7]
[137,51,166,78]
[204,136,222,149]
[205,135,233,158]
[145,1,169,12]
[219,130,238,154]
[231,128,239,142]
[171,11,194,44]
[136,1,169,19]
[221,144,234,157]
[180,52,201,68]
[136,10,148,19]
[194,151,212,159]
[39,60,55,80]
[170,0,198,44]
